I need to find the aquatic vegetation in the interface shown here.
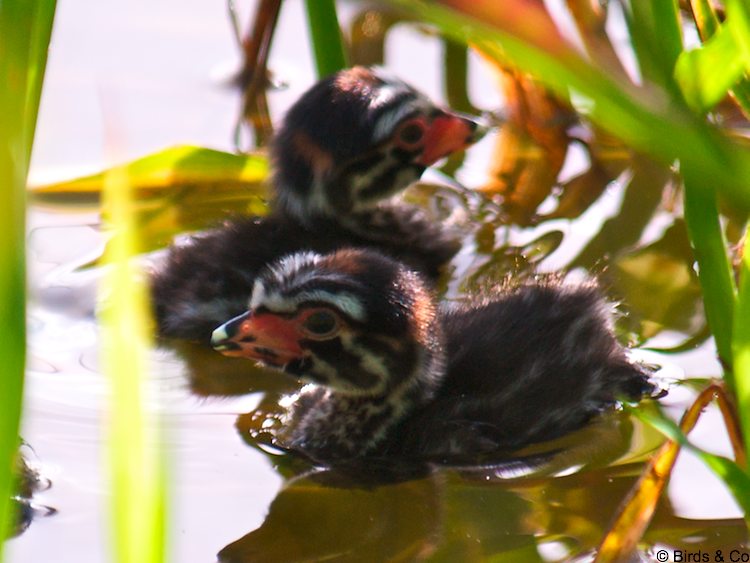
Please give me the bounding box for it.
[0,0,55,554]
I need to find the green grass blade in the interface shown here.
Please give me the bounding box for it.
[683,175,738,377]
[626,0,683,96]
[305,0,348,78]
[101,165,167,563]
[22,2,56,163]
[733,233,750,468]
[0,0,56,549]
[630,405,750,521]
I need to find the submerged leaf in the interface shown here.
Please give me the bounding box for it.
[597,384,750,560]
[610,221,705,340]
[31,145,270,208]
[32,145,271,259]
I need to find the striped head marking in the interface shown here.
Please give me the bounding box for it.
[211,249,440,396]
[273,66,488,219]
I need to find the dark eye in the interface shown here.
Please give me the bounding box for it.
[301,310,339,338]
[397,121,425,146]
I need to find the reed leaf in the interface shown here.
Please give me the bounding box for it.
[733,233,750,467]
[683,175,738,378]
[31,145,269,209]
[0,0,55,550]
[625,0,683,97]
[305,0,348,78]
[101,164,167,563]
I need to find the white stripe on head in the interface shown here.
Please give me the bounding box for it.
[250,251,367,321]
[256,289,366,322]
[249,279,266,310]
[371,95,434,144]
[270,251,323,279]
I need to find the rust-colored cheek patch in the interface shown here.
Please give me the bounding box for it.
[292,131,334,178]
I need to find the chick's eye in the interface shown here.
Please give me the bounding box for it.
[397,121,425,146]
[301,310,339,337]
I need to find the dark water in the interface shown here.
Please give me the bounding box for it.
[10,1,747,561]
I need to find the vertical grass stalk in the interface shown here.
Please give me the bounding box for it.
[733,231,750,467]
[101,165,167,563]
[683,175,738,384]
[0,0,56,550]
[304,0,348,78]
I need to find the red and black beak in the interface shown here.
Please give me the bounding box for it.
[417,111,489,166]
[211,311,303,366]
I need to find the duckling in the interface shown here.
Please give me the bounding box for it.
[151,67,486,342]
[211,248,654,462]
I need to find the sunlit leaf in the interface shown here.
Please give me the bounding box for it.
[686,0,750,120]
[689,0,721,40]
[101,164,167,563]
[733,233,750,464]
[727,0,750,65]
[31,145,269,207]
[32,145,271,259]
[0,0,55,549]
[683,175,738,376]
[595,423,679,561]
[480,123,562,224]
[676,25,747,112]
[437,0,573,58]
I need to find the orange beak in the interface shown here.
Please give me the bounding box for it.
[417,112,488,166]
[211,311,303,366]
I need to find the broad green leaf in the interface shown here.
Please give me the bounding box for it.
[32,145,271,256]
[688,0,750,120]
[676,25,747,112]
[31,145,270,206]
